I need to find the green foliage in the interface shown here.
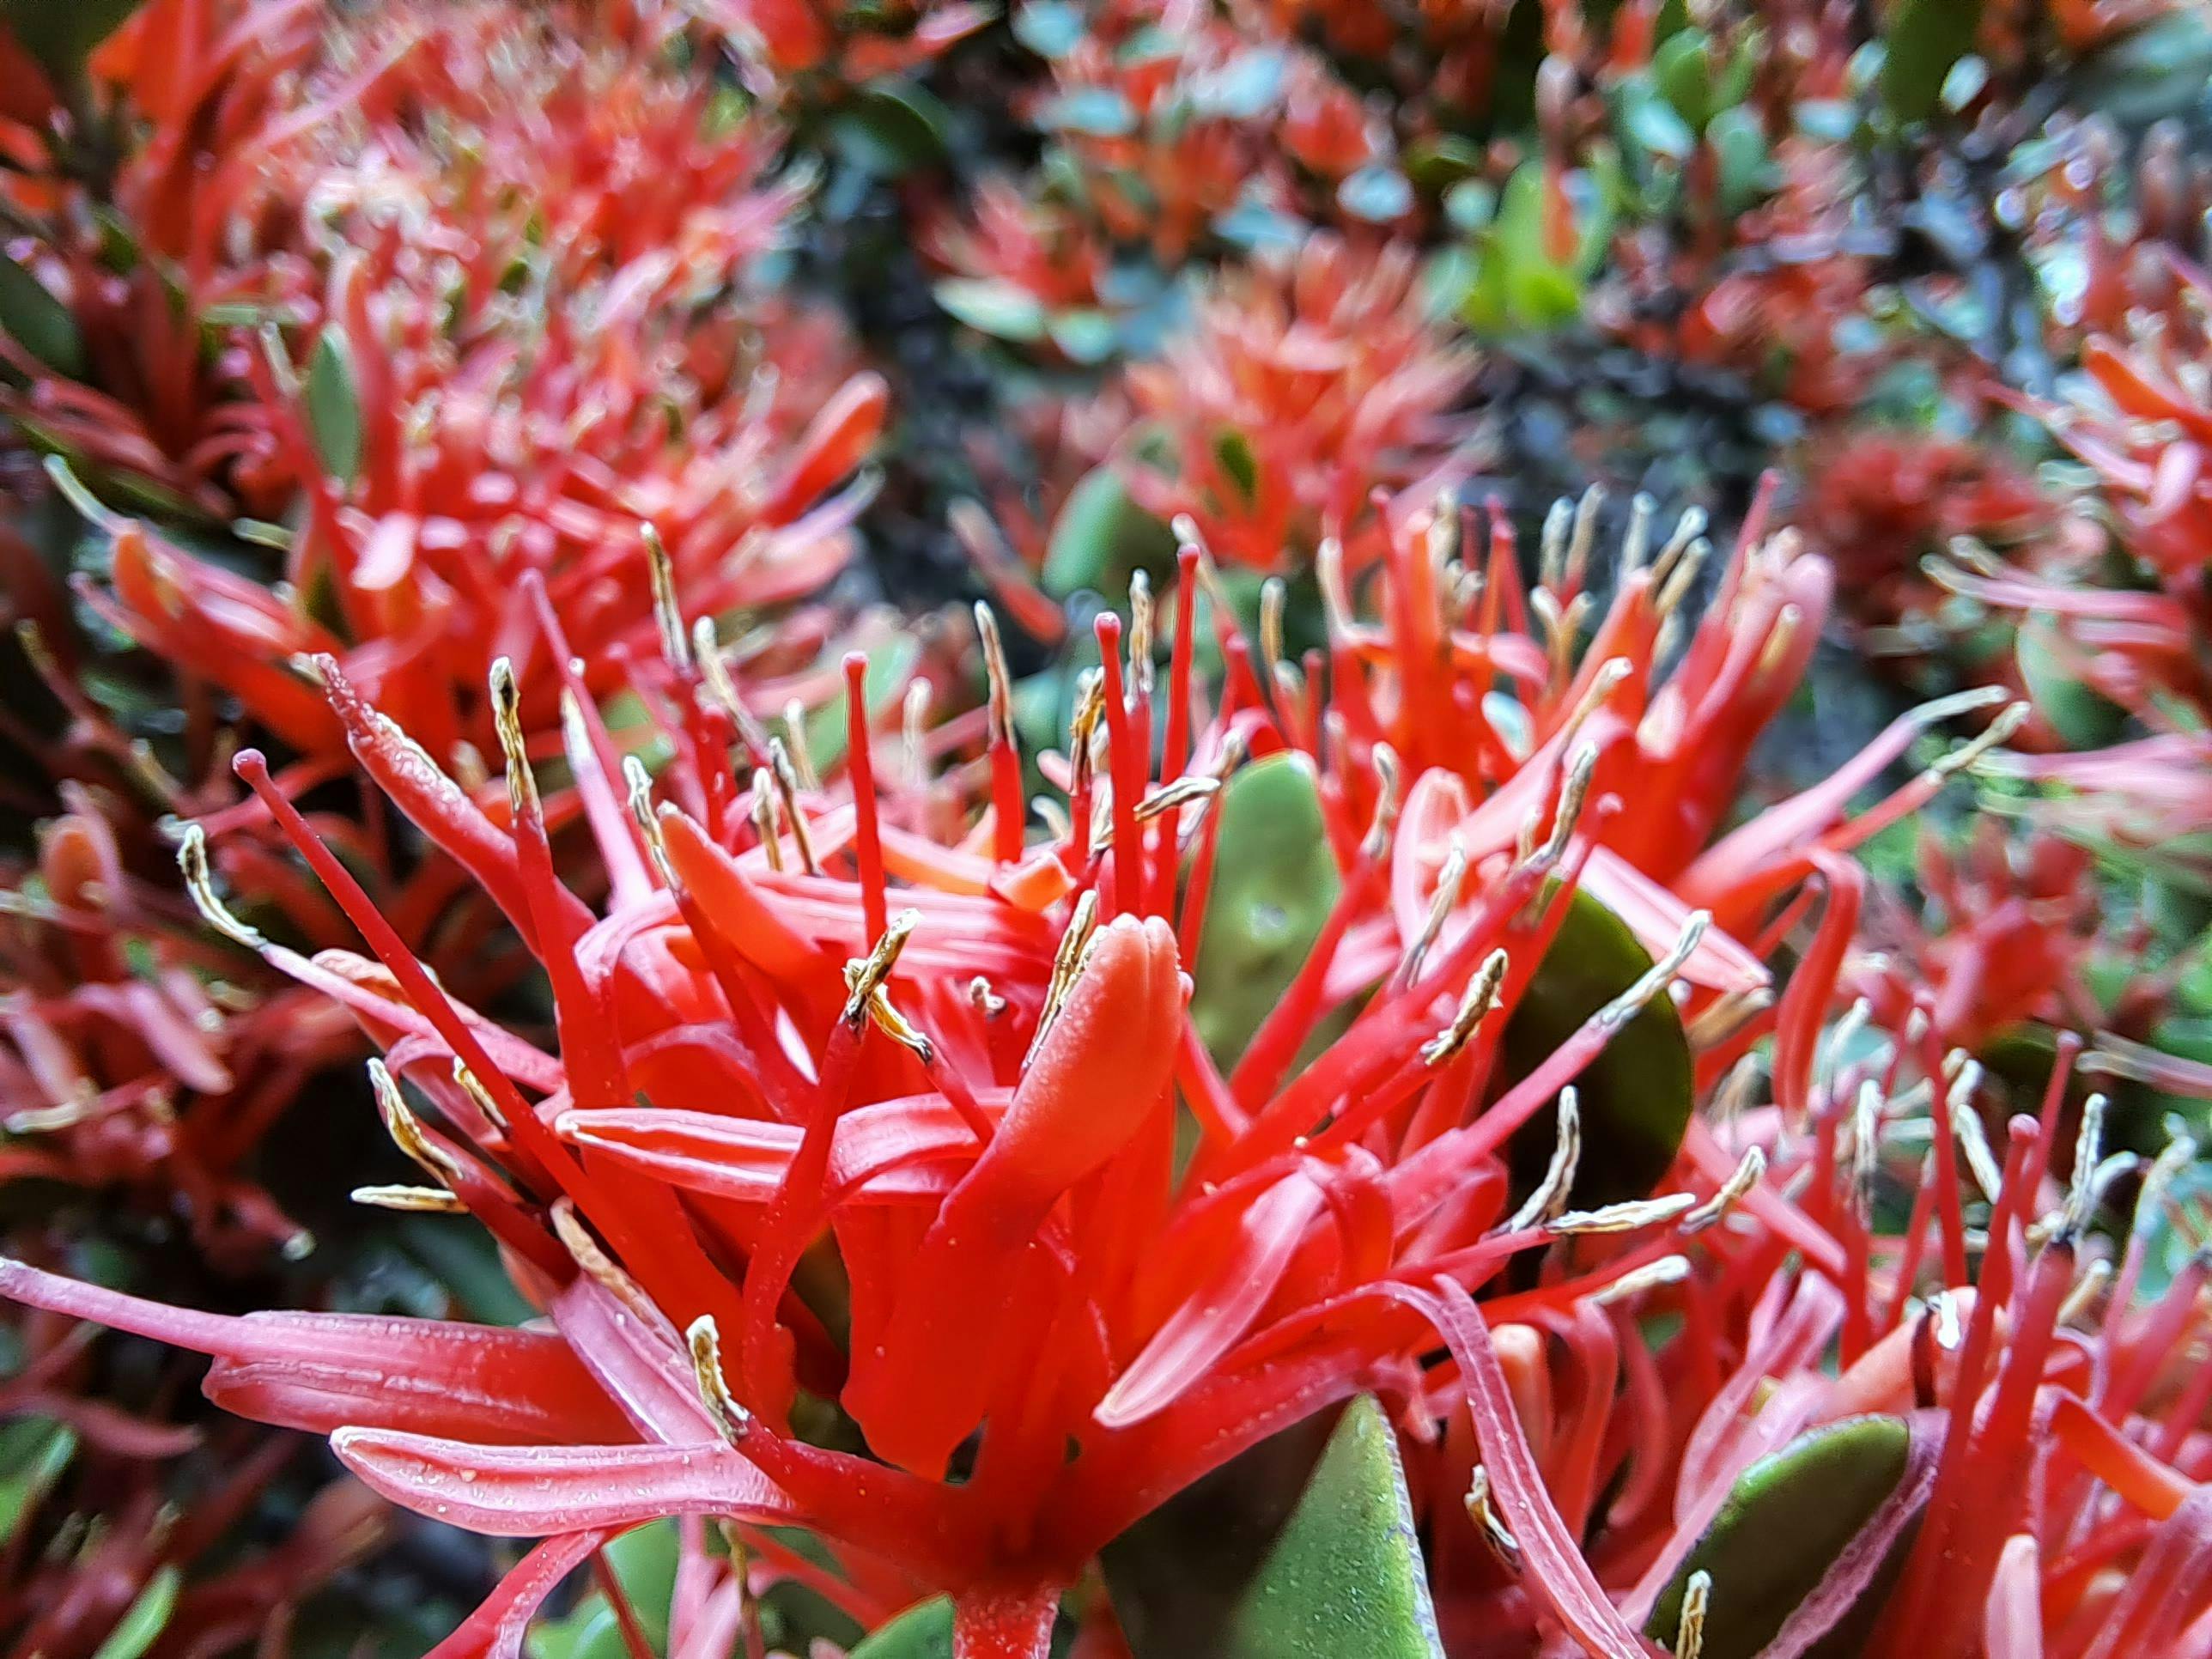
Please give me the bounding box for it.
[1500,890,1696,1211]
[0,1416,76,1545]
[0,0,143,81]
[1880,0,1984,121]
[0,254,87,380]
[1042,464,1179,598]
[1649,1415,1917,1658]
[1188,753,1342,1067]
[1105,1396,1443,1658]
[306,328,364,486]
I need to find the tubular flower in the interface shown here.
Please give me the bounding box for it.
[0,796,349,1261]
[1122,235,1476,573]
[0,491,2037,1656]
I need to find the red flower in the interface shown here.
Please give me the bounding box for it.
[0,481,2045,1654]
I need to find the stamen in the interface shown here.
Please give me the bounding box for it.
[750,770,784,872]
[488,658,538,820]
[1422,948,1510,1066]
[1128,571,1154,693]
[1686,987,1772,1052]
[2057,1257,2112,1327]
[1847,1078,1882,1221]
[641,524,691,672]
[975,602,1015,741]
[684,1315,752,1444]
[550,1199,659,1327]
[781,700,821,792]
[1655,538,1711,621]
[1501,1086,1581,1232]
[1681,1146,1766,1235]
[452,1059,508,1133]
[841,909,930,1061]
[1027,889,1100,1062]
[1548,1192,1698,1236]
[1260,578,1288,686]
[1596,915,1708,1031]
[1534,743,1599,869]
[351,1185,468,1213]
[1565,483,1603,591]
[623,757,674,883]
[1465,1467,1522,1570]
[1397,838,1468,988]
[765,738,817,874]
[1620,492,1656,575]
[1362,743,1401,860]
[367,1059,465,1188]
[1594,1253,1692,1305]
[176,823,265,949]
[2060,1092,2108,1239]
[1674,1569,1711,1659]
[1315,537,1353,639]
[1925,702,2031,782]
[1539,497,1571,592]
[902,680,931,794]
[693,617,769,754]
[1949,1066,2004,1203]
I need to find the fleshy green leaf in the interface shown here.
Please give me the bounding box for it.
[933,278,1048,344]
[1,0,144,81]
[1190,753,1341,1068]
[1500,890,1693,1210]
[0,1417,76,1545]
[2072,8,2212,126]
[1648,1415,1919,1658]
[1211,428,1260,507]
[1011,1,1083,58]
[849,1599,954,1656]
[1106,1396,1442,1658]
[1880,0,1983,120]
[0,253,88,379]
[91,1565,180,1659]
[306,327,363,484]
[2015,613,2124,749]
[1042,463,1178,598]
[804,631,921,770]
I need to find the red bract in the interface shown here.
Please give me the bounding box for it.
[0,481,2040,1655]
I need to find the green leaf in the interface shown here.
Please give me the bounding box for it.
[933,278,1048,344]
[829,83,951,177]
[1620,78,1696,161]
[306,327,363,484]
[1189,754,1341,1068]
[1880,0,1982,121]
[2073,9,2212,126]
[1337,165,1415,224]
[1106,1396,1442,1658]
[1653,29,1712,129]
[804,631,921,771]
[0,253,87,379]
[91,1565,180,1659]
[1040,86,1137,137]
[1648,1416,1918,1659]
[1041,463,1177,598]
[2016,614,2125,750]
[1,0,144,81]
[1047,307,1118,364]
[1500,890,1693,1211]
[1011,1,1084,58]
[1211,428,1259,508]
[0,1417,76,1545]
[849,1599,954,1656]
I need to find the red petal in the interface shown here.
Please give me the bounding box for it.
[332,1431,801,1536]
